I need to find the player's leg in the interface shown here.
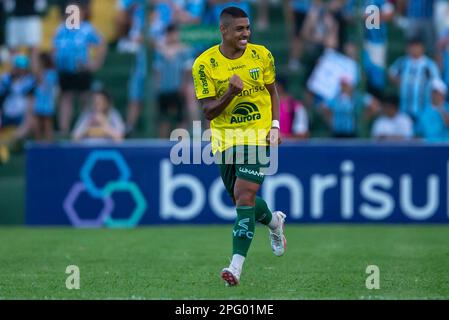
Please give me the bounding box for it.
[221,178,259,286]
[255,196,287,257]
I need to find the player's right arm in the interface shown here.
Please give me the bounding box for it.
[201,75,243,121]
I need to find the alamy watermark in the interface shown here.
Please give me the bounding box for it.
[365,265,380,290]
[365,5,381,30]
[65,5,80,30]
[365,3,394,30]
[169,121,279,175]
[65,265,80,290]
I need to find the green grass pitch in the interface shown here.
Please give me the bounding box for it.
[0,225,448,299]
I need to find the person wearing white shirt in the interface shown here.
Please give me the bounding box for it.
[371,95,414,140]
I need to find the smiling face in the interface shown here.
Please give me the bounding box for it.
[220,17,251,53]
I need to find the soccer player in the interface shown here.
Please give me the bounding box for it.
[191,6,287,286]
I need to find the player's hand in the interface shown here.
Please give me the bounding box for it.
[267,127,281,146]
[228,75,244,96]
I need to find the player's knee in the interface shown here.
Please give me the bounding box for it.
[234,191,256,207]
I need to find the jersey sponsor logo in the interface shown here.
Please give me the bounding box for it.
[228,64,246,71]
[233,229,254,239]
[249,68,260,80]
[198,64,209,95]
[237,85,266,97]
[217,87,226,98]
[238,217,250,230]
[238,167,265,178]
[251,49,260,60]
[210,58,218,68]
[230,102,262,124]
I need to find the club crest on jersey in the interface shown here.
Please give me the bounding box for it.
[230,102,261,124]
[249,68,260,80]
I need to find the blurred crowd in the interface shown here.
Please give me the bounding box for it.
[1,0,449,164]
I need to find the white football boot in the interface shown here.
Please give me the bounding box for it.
[269,211,287,257]
[221,266,241,286]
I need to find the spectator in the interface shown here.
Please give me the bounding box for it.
[149,0,174,46]
[301,0,339,52]
[434,0,449,39]
[149,0,205,46]
[398,0,436,55]
[371,94,414,140]
[416,78,449,142]
[437,25,449,99]
[34,52,58,142]
[153,24,192,138]
[114,0,148,136]
[320,77,366,138]
[277,76,309,139]
[204,0,251,25]
[72,89,125,143]
[328,0,354,50]
[255,0,269,31]
[0,54,36,141]
[53,3,107,136]
[285,0,312,71]
[116,0,146,53]
[300,0,339,81]
[3,0,48,71]
[362,0,394,97]
[389,36,440,120]
[172,0,206,24]
[125,45,148,137]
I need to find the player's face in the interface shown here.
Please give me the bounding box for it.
[225,17,251,51]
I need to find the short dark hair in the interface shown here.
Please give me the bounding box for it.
[39,52,54,69]
[407,35,424,46]
[220,6,249,21]
[383,94,399,108]
[166,23,178,34]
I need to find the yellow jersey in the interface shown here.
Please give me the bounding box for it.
[192,43,276,153]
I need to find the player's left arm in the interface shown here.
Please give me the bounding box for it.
[263,47,281,145]
[266,82,281,146]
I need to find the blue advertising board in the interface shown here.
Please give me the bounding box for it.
[26,141,449,226]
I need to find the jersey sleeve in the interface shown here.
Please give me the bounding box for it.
[192,58,216,100]
[262,46,276,85]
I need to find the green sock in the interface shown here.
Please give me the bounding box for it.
[232,206,255,257]
[255,196,273,225]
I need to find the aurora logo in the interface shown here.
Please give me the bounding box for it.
[230,102,261,124]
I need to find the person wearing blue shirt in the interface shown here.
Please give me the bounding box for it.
[0,55,36,141]
[402,0,435,55]
[52,4,107,135]
[320,77,366,138]
[363,0,394,96]
[153,23,192,138]
[287,0,311,71]
[389,36,441,119]
[438,28,449,102]
[416,78,449,142]
[34,52,58,141]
